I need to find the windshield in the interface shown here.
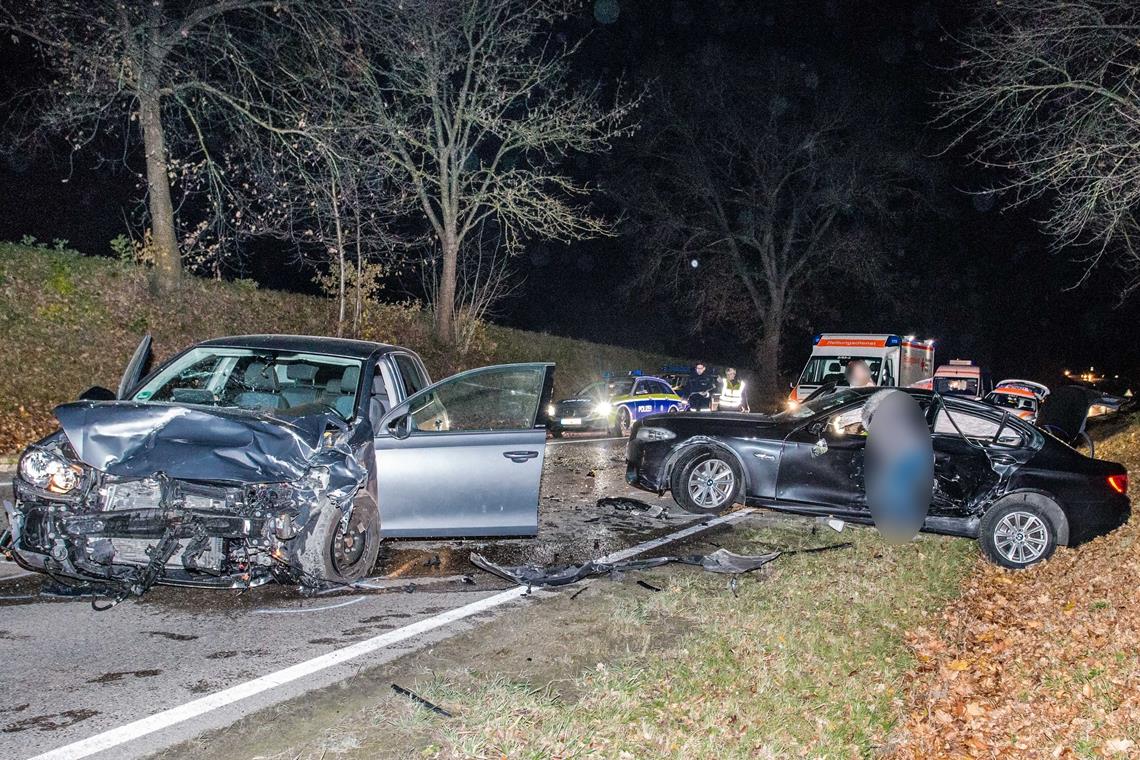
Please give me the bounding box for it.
[934,376,979,396]
[986,392,1036,412]
[133,347,364,419]
[575,378,635,398]
[798,356,883,386]
[774,388,867,420]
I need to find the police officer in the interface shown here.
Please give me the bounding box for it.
[717,367,749,412]
[683,362,715,411]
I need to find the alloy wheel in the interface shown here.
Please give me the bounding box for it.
[687,458,735,509]
[993,510,1049,565]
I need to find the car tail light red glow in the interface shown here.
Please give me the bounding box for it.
[1107,474,1128,494]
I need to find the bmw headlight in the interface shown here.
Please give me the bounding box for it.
[546,404,557,417]
[19,448,84,494]
[635,426,676,442]
[594,401,613,416]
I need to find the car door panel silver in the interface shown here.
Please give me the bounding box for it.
[374,429,546,537]
[371,363,553,537]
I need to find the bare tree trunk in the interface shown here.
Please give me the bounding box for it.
[434,234,459,344]
[353,205,363,337]
[755,289,786,408]
[329,172,346,337]
[138,90,180,287]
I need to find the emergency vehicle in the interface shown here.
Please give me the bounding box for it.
[933,359,993,400]
[790,333,936,404]
[547,371,687,437]
[983,379,1049,422]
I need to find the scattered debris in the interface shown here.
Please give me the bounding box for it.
[391,684,452,717]
[637,580,662,592]
[470,543,854,589]
[569,586,588,600]
[825,518,846,533]
[597,496,669,519]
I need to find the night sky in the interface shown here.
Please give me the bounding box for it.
[1,0,1137,389]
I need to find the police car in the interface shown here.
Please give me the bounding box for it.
[547,372,688,437]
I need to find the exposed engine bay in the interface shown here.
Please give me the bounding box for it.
[4,400,373,604]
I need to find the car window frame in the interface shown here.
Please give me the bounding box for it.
[932,399,1036,449]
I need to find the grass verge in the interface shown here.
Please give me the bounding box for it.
[161,519,975,759]
[0,243,685,454]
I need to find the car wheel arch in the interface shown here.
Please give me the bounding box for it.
[664,438,751,496]
[982,489,1070,546]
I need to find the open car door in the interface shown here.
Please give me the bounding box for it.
[373,363,554,537]
[117,334,153,399]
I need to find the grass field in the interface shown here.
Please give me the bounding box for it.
[0,243,685,454]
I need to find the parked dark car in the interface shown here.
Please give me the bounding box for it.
[5,335,554,598]
[626,387,1129,568]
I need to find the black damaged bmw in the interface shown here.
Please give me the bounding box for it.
[626,388,1130,568]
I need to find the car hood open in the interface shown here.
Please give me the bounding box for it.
[54,401,335,484]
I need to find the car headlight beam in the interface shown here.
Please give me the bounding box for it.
[594,401,613,416]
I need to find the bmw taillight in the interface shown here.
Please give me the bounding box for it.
[1107,474,1128,494]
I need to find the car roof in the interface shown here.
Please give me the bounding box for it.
[196,334,402,360]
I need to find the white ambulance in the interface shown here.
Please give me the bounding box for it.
[789,333,936,404]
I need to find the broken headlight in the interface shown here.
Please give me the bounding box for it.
[635,426,676,442]
[19,448,84,494]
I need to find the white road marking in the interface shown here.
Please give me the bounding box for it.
[251,595,366,615]
[595,508,756,564]
[545,436,625,446]
[27,507,755,760]
[0,480,12,487]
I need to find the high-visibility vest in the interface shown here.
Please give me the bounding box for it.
[719,378,745,408]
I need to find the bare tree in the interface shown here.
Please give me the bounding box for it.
[941,0,1140,297]
[352,0,639,343]
[625,58,921,402]
[0,0,307,287]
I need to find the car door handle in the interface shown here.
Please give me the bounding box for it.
[504,450,539,463]
[989,453,1017,466]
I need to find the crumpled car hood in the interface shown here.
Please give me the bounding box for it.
[54,401,334,484]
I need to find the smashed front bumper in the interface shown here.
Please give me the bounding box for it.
[7,475,316,595]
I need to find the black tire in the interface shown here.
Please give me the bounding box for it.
[978,495,1059,569]
[616,407,633,437]
[295,500,381,587]
[669,447,743,515]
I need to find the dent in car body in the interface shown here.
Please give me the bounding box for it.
[627,389,1129,547]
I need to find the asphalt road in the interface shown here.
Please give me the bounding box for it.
[0,435,727,760]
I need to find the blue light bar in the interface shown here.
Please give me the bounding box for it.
[812,333,822,345]
[886,335,901,347]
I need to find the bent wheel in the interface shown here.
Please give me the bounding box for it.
[296,500,381,587]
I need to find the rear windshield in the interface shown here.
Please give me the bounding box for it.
[133,347,364,419]
[986,392,1036,412]
[575,378,635,398]
[934,376,979,396]
[798,356,882,386]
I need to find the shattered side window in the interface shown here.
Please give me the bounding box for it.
[933,407,1026,446]
[409,365,546,433]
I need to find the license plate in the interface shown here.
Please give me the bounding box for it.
[561,417,583,425]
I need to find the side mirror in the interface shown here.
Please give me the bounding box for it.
[78,385,117,401]
[388,413,411,440]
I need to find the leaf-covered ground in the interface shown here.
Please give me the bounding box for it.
[887,416,1140,759]
[0,244,683,455]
